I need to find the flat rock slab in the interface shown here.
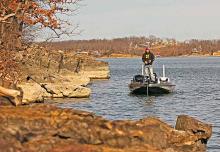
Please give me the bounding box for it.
[0,104,212,152]
[17,83,91,104]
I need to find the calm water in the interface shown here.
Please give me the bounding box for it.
[60,57,220,152]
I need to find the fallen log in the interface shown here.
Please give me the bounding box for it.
[0,86,22,106]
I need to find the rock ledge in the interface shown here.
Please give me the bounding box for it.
[0,105,212,152]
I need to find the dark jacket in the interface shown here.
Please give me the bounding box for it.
[142,51,155,65]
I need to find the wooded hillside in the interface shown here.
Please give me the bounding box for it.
[45,36,220,57]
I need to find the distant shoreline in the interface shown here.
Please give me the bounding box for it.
[99,54,220,59]
[100,53,140,59]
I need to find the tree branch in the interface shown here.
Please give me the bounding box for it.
[0,13,15,23]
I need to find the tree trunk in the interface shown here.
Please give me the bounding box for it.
[0,18,22,51]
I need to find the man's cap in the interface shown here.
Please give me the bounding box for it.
[145,47,150,51]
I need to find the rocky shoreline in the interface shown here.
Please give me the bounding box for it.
[0,104,212,152]
[0,46,213,152]
[0,45,110,105]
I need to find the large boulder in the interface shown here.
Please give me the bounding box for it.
[175,115,212,144]
[17,83,48,104]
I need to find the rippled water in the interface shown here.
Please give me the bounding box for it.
[60,57,220,151]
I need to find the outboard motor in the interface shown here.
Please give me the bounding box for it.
[152,73,158,83]
[133,75,145,83]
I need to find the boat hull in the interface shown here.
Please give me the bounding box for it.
[129,82,175,95]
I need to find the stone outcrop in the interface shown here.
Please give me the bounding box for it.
[5,45,110,104]
[0,105,212,152]
[175,115,212,145]
[17,83,45,104]
[16,45,110,82]
[16,83,91,104]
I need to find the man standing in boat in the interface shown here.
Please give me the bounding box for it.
[142,47,155,81]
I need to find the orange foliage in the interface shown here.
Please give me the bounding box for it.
[0,0,79,29]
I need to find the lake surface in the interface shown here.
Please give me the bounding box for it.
[60,57,220,152]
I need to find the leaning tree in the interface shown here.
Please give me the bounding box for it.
[0,0,81,87]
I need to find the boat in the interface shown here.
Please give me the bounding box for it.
[129,65,175,95]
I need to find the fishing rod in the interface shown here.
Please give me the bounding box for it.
[26,76,56,94]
